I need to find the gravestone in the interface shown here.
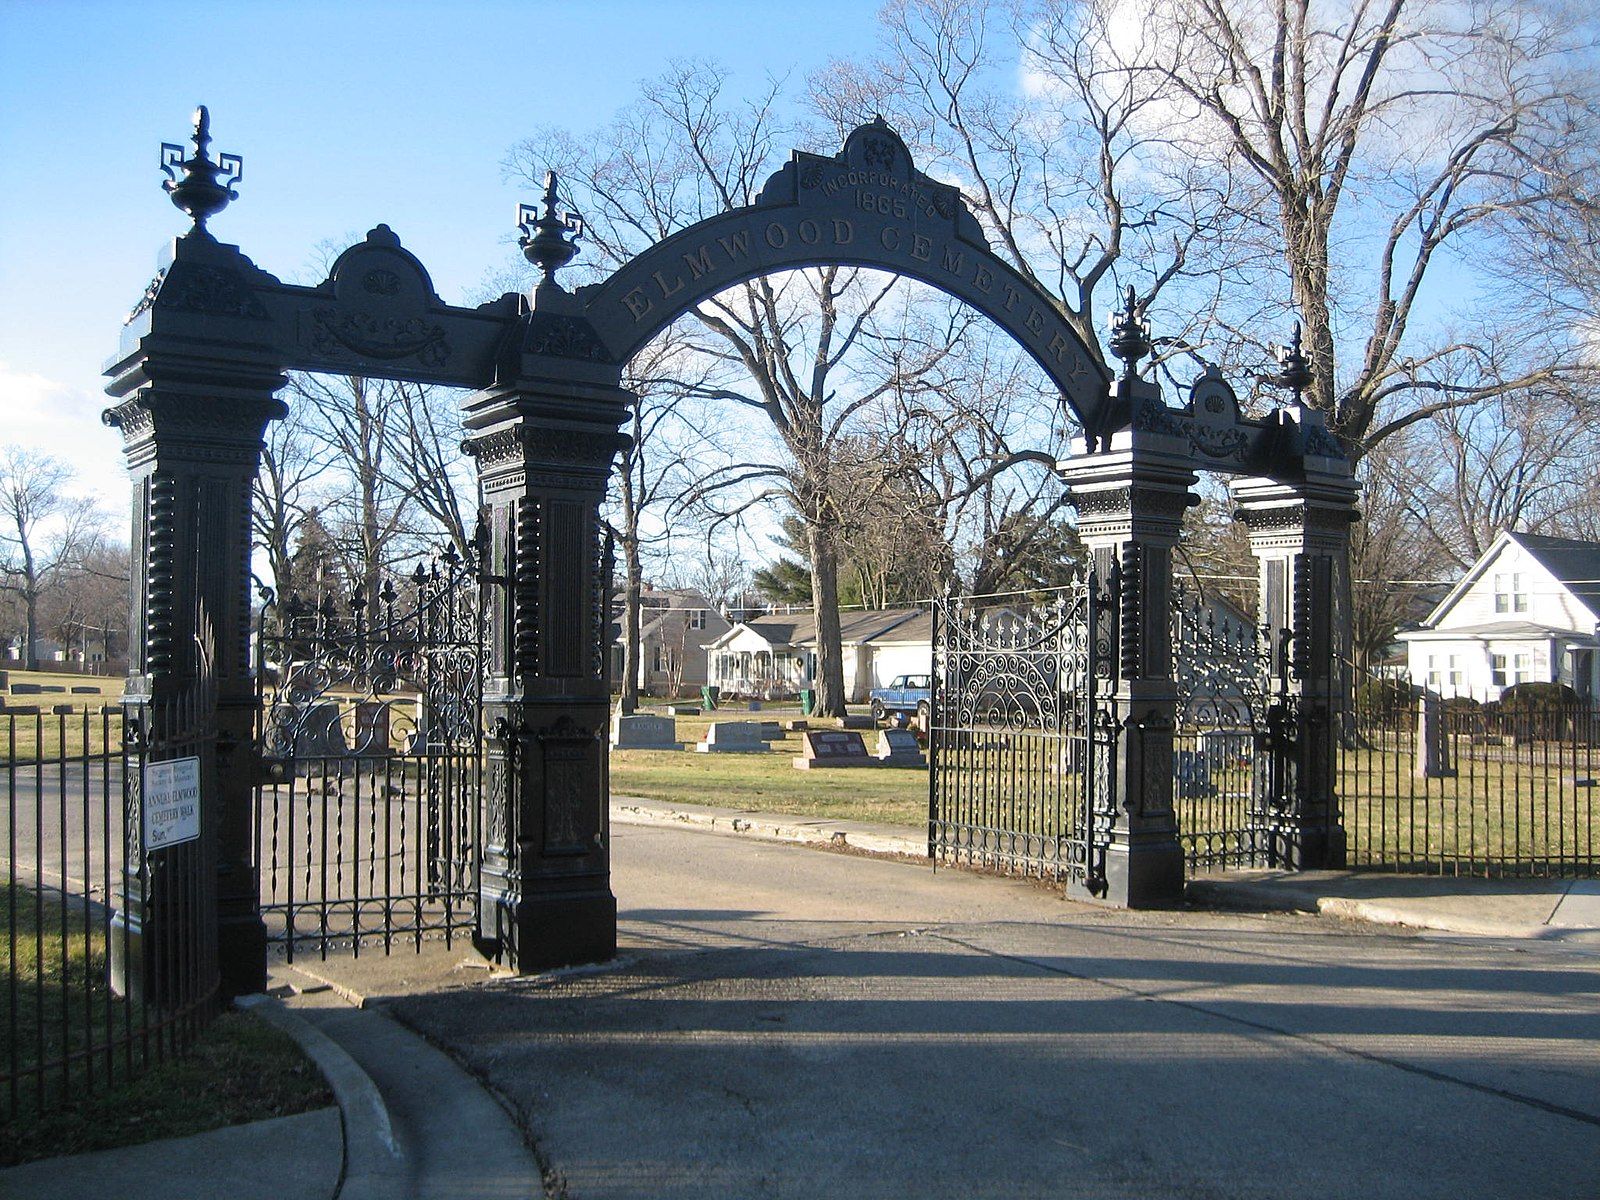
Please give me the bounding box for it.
[8,705,39,715]
[694,721,769,753]
[794,729,874,769]
[874,729,925,767]
[351,701,392,757]
[51,704,75,715]
[836,714,874,731]
[41,685,65,693]
[1415,690,1455,779]
[757,721,783,740]
[72,686,100,695]
[11,683,41,695]
[748,701,762,712]
[784,719,809,732]
[611,712,684,751]
[667,705,698,717]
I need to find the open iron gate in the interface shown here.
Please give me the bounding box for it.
[928,577,1115,892]
[253,547,484,960]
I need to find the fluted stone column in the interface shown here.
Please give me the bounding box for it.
[103,229,287,1000]
[1232,458,1358,869]
[463,312,630,971]
[1058,379,1196,907]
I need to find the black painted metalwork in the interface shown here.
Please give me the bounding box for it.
[160,106,242,232]
[252,547,484,960]
[518,172,584,287]
[2,690,218,1121]
[929,578,1114,888]
[1170,589,1275,871]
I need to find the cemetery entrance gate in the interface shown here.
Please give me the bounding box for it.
[104,108,1354,998]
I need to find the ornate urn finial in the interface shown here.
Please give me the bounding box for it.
[517,171,584,289]
[160,105,242,233]
[1271,320,1313,403]
[1108,284,1150,381]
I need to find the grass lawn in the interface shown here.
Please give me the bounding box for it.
[1,883,331,1164]
[610,706,929,828]
[0,1009,333,1165]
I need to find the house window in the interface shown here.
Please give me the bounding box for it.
[1426,655,1440,689]
[1447,655,1463,691]
[1493,572,1528,614]
[690,609,705,631]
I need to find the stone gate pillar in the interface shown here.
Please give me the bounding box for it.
[103,227,287,1001]
[1058,374,1195,907]
[463,288,630,971]
[1231,435,1357,869]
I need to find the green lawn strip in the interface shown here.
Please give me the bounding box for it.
[0,1008,333,1166]
[610,708,928,828]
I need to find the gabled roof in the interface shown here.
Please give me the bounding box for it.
[706,607,924,651]
[1424,530,1600,628]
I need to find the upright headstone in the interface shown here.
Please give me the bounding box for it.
[794,729,874,769]
[611,712,684,750]
[1416,689,1455,778]
[695,721,769,753]
[757,721,783,740]
[874,729,925,767]
[351,701,392,758]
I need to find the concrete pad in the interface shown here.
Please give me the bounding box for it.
[0,1107,340,1200]
[1548,880,1600,929]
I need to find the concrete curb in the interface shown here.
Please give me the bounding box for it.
[612,796,926,857]
[1183,878,1563,941]
[235,994,406,1200]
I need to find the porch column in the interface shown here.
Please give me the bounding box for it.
[463,329,630,972]
[1058,380,1197,907]
[1232,458,1358,869]
[103,228,286,1001]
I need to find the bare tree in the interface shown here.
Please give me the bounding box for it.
[511,62,974,716]
[254,412,335,603]
[1102,0,1597,454]
[0,447,103,670]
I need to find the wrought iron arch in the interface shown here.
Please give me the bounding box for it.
[575,119,1111,430]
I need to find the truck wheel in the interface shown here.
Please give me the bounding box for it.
[871,699,886,724]
[917,701,931,728]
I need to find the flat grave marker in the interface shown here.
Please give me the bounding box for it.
[794,729,874,769]
[695,721,769,753]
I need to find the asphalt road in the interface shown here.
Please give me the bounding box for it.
[394,823,1600,1200]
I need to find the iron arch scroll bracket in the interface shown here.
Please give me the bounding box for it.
[574,118,1111,429]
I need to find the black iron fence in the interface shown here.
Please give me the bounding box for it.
[2,694,217,1122]
[1340,684,1600,877]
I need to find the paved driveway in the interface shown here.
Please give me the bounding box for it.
[393,824,1600,1199]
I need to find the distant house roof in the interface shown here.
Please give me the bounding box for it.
[1398,620,1577,642]
[708,607,924,652]
[1424,530,1600,629]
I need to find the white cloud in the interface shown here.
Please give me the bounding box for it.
[0,362,127,514]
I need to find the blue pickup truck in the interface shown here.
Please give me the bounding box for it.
[869,674,932,725]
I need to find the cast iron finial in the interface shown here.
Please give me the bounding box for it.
[1108,284,1150,381]
[160,105,243,232]
[517,171,584,288]
[1271,320,1313,403]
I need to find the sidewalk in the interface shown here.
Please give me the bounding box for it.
[612,794,1600,951]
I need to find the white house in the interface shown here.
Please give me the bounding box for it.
[609,587,732,696]
[1397,531,1600,701]
[707,607,931,700]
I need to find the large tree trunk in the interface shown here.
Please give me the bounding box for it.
[621,543,642,715]
[806,520,847,717]
[23,586,39,672]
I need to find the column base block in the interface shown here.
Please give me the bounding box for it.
[217,912,268,1000]
[477,885,617,974]
[1069,838,1186,908]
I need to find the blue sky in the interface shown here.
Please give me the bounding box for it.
[0,0,885,506]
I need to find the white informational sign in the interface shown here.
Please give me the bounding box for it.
[143,756,201,851]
